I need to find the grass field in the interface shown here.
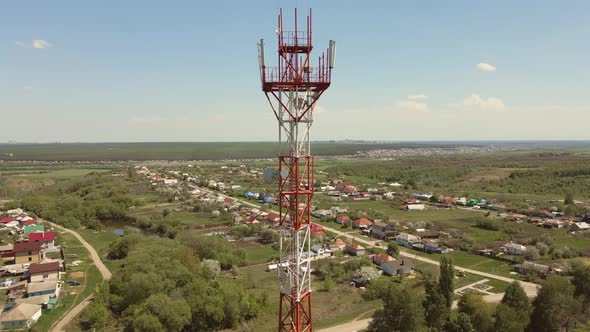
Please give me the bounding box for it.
[0,168,110,179]
[75,228,124,272]
[237,265,381,331]
[235,241,278,265]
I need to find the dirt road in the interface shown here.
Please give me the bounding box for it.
[46,221,112,332]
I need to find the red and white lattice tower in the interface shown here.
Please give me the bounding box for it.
[258,7,335,332]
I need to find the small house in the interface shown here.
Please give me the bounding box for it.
[395,233,420,248]
[335,215,349,224]
[501,242,528,256]
[13,242,42,264]
[372,253,395,265]
[370,221,396,240]
[28,231,56,248]
[513,261,550,278]
[381,259,415,276]
[26,279,61,298]
[405,204,426,211]
[28,262,60,283]
[0,303,42,330]
[329,239,347,252]
[344,243,366,256]
[352,218,373,229]
[571,222,590,232]
[423,240,449,254]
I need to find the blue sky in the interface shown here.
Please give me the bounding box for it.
[1,0,589,142]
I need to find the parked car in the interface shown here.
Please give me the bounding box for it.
[67,280,81,286]
[68,254,78,259]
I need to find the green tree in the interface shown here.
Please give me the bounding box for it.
[530,275,583,332]
[259,228,278,244]
[446,313,475,332]
[386,241,400,258]
[565,192,575,205]
[457,292,493,332]
[133,314,165,332]
[573,264,590,304]
[323,276,335,292]
[438,255,454,309]
[494,303,526,332]
[368,284,425,332]
[82,302,109,330]
[423,281,449,331]
[501,281,532,318]
[162,208,171,217]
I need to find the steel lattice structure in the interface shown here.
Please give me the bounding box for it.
[258,7,335,332]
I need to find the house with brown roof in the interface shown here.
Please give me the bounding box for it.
[13,242,42,264]
[344,243,366,256]
[28,262,60,283]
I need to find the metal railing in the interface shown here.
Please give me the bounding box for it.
[279,31,311,47]
[262,67,330,84]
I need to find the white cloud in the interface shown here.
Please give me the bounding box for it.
[407,94,428,100]
[15,40,53,49]
[32,40,52,49]
[477,63,496,72]
[398,99,430,112]
[451,94,506,112]
[22,86,33,91]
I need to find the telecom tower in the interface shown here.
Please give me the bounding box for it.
[258,7,335,332]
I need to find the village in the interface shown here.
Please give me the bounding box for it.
[0,208,81,330]
[133,163,590,284]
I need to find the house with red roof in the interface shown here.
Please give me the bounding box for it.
[1,217,13,224]
[335,215,350,225]
[28,232,56,248]
[266,213,279,223]
[21,220,38,226]
[352,218,373,230]
[245,216,259,225]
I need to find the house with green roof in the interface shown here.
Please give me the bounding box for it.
[24,224,44,236]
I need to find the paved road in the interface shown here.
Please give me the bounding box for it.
[46,221,112,332]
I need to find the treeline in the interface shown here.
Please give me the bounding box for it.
[82,234,266,331]
[323,155,590,198]
[19,173,138,229]
[363,255,590,332]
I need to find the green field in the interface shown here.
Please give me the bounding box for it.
[238,265,381,331]
[0,142,463,161]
